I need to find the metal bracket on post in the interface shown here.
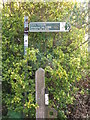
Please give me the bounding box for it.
[45,88,49,106]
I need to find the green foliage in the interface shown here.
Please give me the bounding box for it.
[2,1,88,119]
[7,111,22,118]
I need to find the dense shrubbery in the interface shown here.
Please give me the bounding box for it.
[2,1,89,118]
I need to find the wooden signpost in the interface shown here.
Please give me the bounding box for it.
[24,17,71,54]
[24,16,71,119]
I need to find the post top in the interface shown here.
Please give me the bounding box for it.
[36,68,45,72]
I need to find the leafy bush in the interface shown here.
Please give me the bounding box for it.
[2,1,88,118]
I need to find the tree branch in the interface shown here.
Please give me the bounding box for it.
[72,39,90,52]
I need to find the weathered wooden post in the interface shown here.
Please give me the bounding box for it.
[35,68,57,119]
[35,68,45,118]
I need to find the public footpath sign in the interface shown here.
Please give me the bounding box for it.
[24,16,71,55]
[29,22,71,32]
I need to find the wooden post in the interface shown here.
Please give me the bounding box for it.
[35,68,57,119]
[35,68,45,118]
